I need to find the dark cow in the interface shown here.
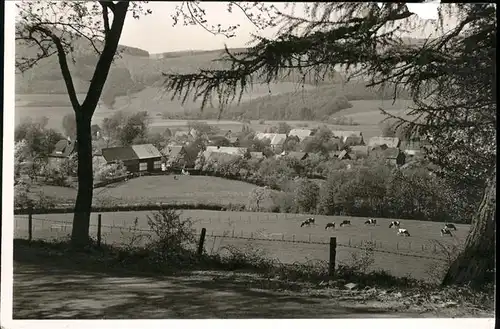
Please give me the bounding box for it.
[444,223,457,231]
[389,221,401,228]
[301,218,314,227]
[441,228,453,237]
[340,220,351,227]
[364,218,377,225]
[325,222,336,230]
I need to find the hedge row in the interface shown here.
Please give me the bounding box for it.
[14,202,246,215]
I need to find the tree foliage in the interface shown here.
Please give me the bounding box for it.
[62,113,77,138]
[15,117,64,158]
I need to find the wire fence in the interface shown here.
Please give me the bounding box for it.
[14,212,458,283]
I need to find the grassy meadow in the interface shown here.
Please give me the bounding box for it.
[14,209,469,283]
[26,176,258,206]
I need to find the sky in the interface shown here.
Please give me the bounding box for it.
[119,1,443,54]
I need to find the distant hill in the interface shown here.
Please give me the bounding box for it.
[187,82,412,121]
[15,24,423,112]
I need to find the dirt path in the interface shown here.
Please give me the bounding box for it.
[13,260,492,319]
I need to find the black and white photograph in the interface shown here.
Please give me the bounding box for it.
[1,0,496,326]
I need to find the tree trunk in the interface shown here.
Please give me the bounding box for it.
[71,112,94,248]
[441,166,496,287]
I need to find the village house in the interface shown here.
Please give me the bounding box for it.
[48,137,76,166]
[385,147,406,166]
[162,145,188,169]
[255,132,287,150]
[283,151,309,161]
[202,146,249,162]
[368,136,401,149]
[249,151,266,160]
[331,130,363,143]
[337,149,351,160]
[349,145,370,158]
[344,135,365,146]
[102,144,163,173]
[288,129,314,142]
[399,140,424,157]
[174,129,199,143]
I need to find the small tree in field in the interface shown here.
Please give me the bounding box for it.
[294,178,320,214]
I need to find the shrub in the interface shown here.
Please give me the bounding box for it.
[141,209,198,267]
[41,163,71,186]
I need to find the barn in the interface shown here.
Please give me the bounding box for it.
[101,144,163,173]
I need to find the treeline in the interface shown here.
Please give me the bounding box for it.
[240,157,475,224]
[162,82,412,121]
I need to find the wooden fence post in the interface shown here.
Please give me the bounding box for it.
[28,208,33,242]
[197,228,207,256]
[97,214,102,247]
[308,234,311,243]
[329,237,337,278]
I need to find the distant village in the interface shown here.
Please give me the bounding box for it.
[48,125,426,178]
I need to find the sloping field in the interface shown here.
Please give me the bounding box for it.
[14,209,469,283]
[25,176,257,206]
[332,99,415,125]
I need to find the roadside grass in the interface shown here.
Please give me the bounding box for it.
[13,237,494,317]
[13,237,425,290]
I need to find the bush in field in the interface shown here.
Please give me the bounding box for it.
[144,209,198,265]
[247,186,282,212]
[294,178,320,214]
[274,191,297,213]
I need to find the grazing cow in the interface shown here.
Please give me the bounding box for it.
[364,218,377,225]
[397,228,411,237]
[325,222,336,230]
[173,175,178,180]
[441,228,453,237]
[389,221,401,228]
[300,218,314,227]
[444,223,457,231]
[307,217,315,225]
[340,220,351,227]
